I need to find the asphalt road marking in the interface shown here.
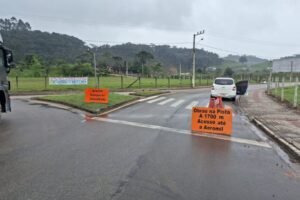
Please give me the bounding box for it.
[93,117,271,148]
[171,100,185,107]
[185,101,199,110]
[147,97,166,103]
[138,95,159,102]
[158,98,175,105]
[224,105,231,109]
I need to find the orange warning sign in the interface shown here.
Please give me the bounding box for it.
[85,88,109,104]
[191,107,232,135]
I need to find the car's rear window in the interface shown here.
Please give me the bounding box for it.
[215,79,234,85]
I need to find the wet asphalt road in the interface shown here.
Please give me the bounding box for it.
[0,85,300,200]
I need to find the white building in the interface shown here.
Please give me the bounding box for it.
[272,57,300,73]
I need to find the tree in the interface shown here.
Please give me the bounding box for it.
[112,56,123,74]
[76,51,93,64]
[136,51,154,65]
[168,67,178,76]
[239,55,247,64]
[136,51,154,75]
[0,17,31,31]
[22,54,44,77]
[151,63,163,77]
[223,67,234,77]
[215,68,223,77]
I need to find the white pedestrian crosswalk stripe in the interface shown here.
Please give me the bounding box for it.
[185,101,199,110]
[158,98,175,105]
[224,105,231,109]
[138,95,159,102]
[147,97,166,103]
[142,96,236,117]
[170,100,185,107]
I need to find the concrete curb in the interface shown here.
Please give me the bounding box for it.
[252,117,300,161]
[238,93,300,161]
[29,92,173,117]
[10,86,211,96]
[33,97,140,115]
[98,98,142,116]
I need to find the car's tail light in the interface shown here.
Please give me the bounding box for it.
[232,86,236,91]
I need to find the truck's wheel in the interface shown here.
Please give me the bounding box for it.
[0,92,6,112]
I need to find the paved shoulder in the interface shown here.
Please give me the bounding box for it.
[240,89,300,160]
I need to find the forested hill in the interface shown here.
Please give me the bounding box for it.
[1,30,87,63]
[0,17,222,71]
[223,54,267,65]
[93,43,222,71]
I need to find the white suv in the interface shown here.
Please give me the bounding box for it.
[211,77,236,101]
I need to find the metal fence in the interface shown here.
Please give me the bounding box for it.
[9,75,214,92]
[269,74,300,107]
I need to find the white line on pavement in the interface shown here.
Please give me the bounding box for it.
[92,117,271,148]
[185,101,199,110]
[147,97,166,104]
[158,98,175,105]
[224,105,232,109]
[138,95,159,102]
[170,100,185,107]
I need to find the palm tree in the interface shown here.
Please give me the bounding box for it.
[136,51,154,76]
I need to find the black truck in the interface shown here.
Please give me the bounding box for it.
[0,33,14,114]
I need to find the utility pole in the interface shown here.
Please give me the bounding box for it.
[93,52,99,88]
[192,30,205,88]
[125,61,128,76]
[179,63,182,76]
[87,48,99,88]
[290,60,294,83]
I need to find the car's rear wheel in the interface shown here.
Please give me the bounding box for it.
[231,97,236,101]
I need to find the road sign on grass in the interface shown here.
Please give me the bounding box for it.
[85,88,109,104]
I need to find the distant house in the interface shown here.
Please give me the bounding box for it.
[180,72,190,76]
[207,67,217,72]
[272,57,300,73]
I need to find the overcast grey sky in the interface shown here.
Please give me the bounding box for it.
[1,0,300,59]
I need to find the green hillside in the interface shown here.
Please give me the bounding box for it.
[1,17,222,73]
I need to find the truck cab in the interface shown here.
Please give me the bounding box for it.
[0,33,14,113]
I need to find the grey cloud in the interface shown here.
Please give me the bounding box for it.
[1,0,300,58]
[5,0,192,30]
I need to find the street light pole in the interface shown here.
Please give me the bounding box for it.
[88,48,99,88]
[192,34,196,88]
[192,30,205,88]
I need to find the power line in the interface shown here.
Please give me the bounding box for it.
[208,34,300,48]
[84,39,192,45]
[85,39,244,55]
[197,43,241,54]
[85,39,243,55]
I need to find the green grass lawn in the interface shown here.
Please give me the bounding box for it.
[37,93,138,113]
[9,76,213,93]
[271,86,300,106]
